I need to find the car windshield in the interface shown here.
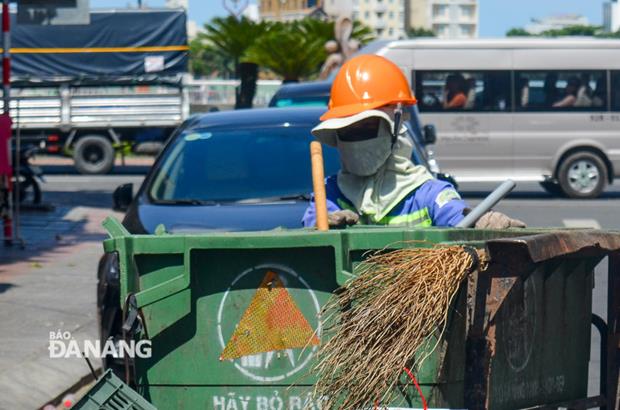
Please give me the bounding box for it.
[148,126,341,203]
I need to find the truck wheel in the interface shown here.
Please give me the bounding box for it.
[73,135,115,174]
[557,151,607,199]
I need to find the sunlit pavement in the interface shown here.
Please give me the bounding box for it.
[0,178,133,408]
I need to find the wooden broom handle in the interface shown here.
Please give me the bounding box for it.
[310,141,329,231]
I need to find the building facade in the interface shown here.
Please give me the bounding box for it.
[259,0,410,39]
[524,14,589,35]
[349,0,407,39]
[406,0,478,39]
[259,0,319,21]
[258,0,478,39]
[604,1,620,33]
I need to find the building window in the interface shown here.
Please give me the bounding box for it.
[515,71,608,111]
[433,24,448,36]
[388,28,394,36]
[353,11,359,19]
[432,4,448,18]
[460,25,474,36]
[389,11,394,19]
[414,71,512,112]
[613,71,620,111]
[460,5,474,18]
[364,11,370,18]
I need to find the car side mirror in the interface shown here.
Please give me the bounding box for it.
[423,124,437,145]
[113,183,133,212]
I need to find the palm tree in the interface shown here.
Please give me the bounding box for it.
[350,20,376,45]
[200,16,270,108]
[189,39,234,78]
[245,21,327,83]
[296,18,375,48]
[245,18,375,83]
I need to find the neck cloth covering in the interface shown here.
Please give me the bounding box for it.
[312,109,433,222]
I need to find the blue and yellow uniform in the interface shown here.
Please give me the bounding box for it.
[302,175,467,228]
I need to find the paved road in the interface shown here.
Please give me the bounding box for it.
[1,174,618,406]
[460,181,620,229]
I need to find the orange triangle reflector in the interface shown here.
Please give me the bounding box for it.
[220,270,320,360]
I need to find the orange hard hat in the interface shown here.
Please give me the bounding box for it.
[321,54,417,121]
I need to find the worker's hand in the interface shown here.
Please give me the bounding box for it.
[328,210,360,228]
[475,211,526,229]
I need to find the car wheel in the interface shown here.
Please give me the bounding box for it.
[557,151,607,199]
[539,180,564,197]
[100,305,128,380]
[97,254,132,384]
[73,135,115,174]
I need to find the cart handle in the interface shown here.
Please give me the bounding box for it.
[456,180,516,228]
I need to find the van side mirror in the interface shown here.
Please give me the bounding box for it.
[423,124,437,145]
[113,183,133,212]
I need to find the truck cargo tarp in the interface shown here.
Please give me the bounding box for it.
[4,9,188,80]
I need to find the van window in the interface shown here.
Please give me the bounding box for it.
[612,71,620,111]
[414,71,511,112]
[515,70,607,111]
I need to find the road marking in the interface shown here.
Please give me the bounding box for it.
[562,219,601,229]
[62,207,88,222]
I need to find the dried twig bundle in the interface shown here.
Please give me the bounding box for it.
[313,244,486,409]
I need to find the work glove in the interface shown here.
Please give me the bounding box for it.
[327,210,360,228]
[475,211,526,229]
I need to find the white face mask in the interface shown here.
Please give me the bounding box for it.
[337,120,393,176]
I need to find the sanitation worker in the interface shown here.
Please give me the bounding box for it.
[302,55,525,229]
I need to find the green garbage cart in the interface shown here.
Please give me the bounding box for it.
[100,217,620,410]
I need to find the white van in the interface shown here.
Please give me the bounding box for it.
[370,38,620,198]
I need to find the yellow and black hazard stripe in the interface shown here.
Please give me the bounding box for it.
[0,45,189,54]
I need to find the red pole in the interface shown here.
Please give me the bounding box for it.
[1,0,8,98]
[1,0,12,245]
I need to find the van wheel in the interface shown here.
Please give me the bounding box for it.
[557,152,607,199]
[74,135,115,174]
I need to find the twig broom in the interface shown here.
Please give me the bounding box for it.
[313,244,487,409]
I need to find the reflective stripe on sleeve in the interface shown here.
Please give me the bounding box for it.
[376,207,432,227]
